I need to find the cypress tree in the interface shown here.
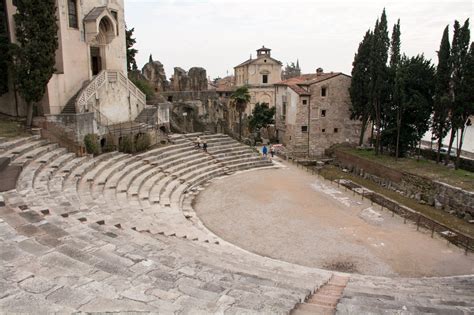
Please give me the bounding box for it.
[445,19,470,166]
[350,30,373,145]
[389,19,402,158]
[0,0,10,95]
[453,20,473,168]
[12,0,58,127]
[432,25,452,163]
[370,9,390,155]
[126,27,138,72]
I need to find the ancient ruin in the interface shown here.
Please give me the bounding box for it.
[0,0,473,313]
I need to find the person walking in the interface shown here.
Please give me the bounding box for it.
[195,136,201,148]
[202,139,208,152]
[270,145,275,160]
[262,145,268,159]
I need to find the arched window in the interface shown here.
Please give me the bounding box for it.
[68,0,78,29]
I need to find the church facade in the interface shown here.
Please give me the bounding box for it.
[234,46,282,115]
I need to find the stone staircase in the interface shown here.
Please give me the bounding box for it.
[0,133,330,313]
[0,134,472,313]
[292,274,349,315]
[336,275,474,314]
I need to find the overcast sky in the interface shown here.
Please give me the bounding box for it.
[124,0,473,80]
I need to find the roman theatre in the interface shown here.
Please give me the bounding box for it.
[0,133,473,313]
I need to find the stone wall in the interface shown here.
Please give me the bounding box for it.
[141,56,170,92]
[333,149,474,222]
[171,67,207,92]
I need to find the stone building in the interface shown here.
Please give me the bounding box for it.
[275,69,364,157]
[0,0,157,152]
[234,46,282,114]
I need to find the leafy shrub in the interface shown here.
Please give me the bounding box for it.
[135,133,151,152]
[118,135,134,153]
[84,134,99,155]
[129,77,155,101]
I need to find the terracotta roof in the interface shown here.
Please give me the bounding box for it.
[275,72,348,95]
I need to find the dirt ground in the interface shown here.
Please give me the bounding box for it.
[194,159,474,277]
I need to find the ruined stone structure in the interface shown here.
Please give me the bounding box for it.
[171,67,208,92]
[234,46,282,114]
[275,69,364,157]
[141,55,169,93]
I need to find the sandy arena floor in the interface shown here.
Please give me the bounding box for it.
[195,158,474,277]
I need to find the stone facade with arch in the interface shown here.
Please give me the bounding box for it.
[0,0,127,117]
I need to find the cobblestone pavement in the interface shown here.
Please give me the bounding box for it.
[195,157,474,277]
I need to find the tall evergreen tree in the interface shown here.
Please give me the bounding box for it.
[12,0,58,127]
[389,19,403,158]
[0,0,10,95]
[126,27,138,72]
[369,9,390,155]
[445,19,470,166]
[382,55,435,156]
[350,30,373,145]
[432,25,452,163]
[453,27,473,168]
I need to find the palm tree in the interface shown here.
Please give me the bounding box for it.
[230,86,251,140]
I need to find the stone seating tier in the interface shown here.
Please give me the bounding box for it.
[0,134,472,313]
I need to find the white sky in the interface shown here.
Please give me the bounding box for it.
[124,0,473,80]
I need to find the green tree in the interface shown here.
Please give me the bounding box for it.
[11,0,58,127]
[369,9,390,155]
[454,40,474,168]
[0,0,10,95]
[445,19,470,166]
[126,26,138,72]
[129,76,154,101]
[230,86,251,140]
[432,25,452,163]
[350,30,373,145]
[248,102,276,132]
[382,55,435,156]
[389,19,403,158]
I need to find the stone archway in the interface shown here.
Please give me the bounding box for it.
[84,7,117,76]
[90,17,115,75]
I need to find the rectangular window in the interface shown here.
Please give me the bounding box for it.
[302,99,307,105]
[111,10,119,35]
[321,109,326,117]
[282,101,287,119]
[301,126,308,132]
[321,87,327,97]
[262,74,268,84]
[68,0,78,29]
[322,128,326,133]
[334,128,338,133]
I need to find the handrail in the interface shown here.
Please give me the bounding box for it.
[75,70,107,113]
[75,70,146,115]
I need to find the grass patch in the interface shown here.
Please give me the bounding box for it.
[318,165,474,238]
[0,116,30,138]
[340,147,474,191]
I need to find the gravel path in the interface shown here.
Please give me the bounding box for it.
[195,158,474,277]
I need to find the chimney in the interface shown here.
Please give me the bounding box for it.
[316,68,323,76]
